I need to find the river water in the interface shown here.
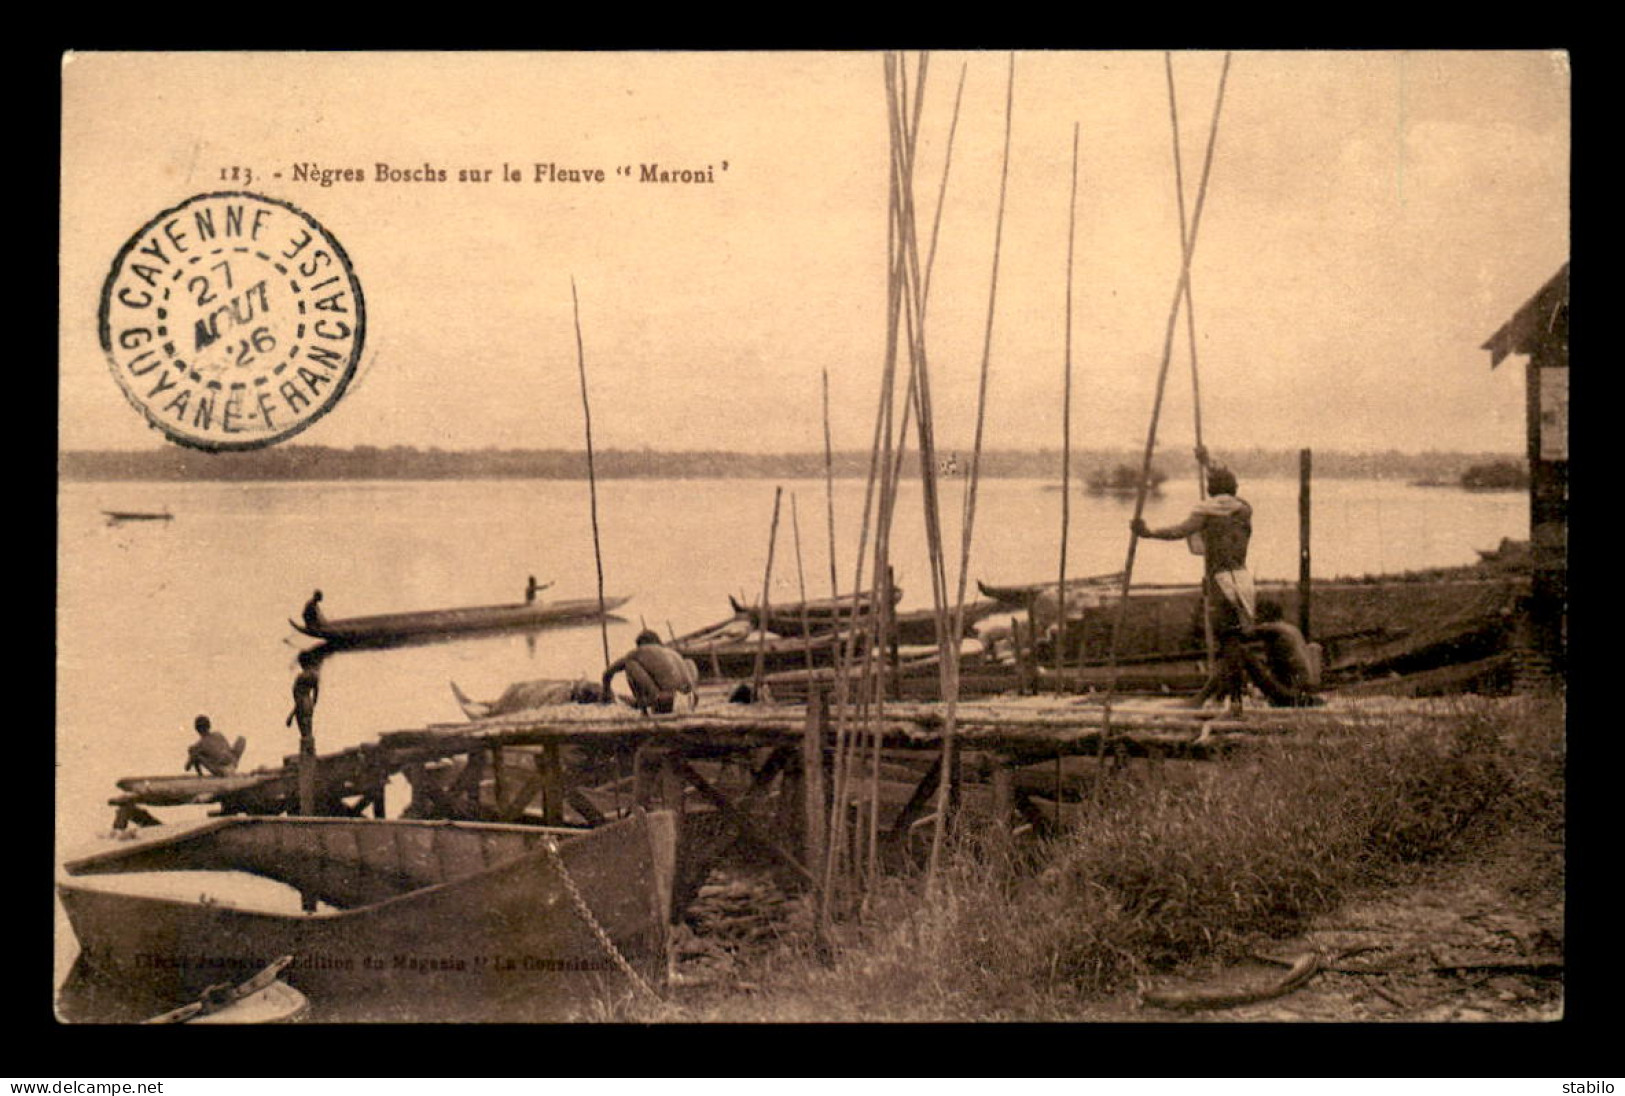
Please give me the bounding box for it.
[54,473,1525,986]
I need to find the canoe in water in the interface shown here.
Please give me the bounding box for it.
[290,595,630,645]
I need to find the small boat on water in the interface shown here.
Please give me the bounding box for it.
[103,509,173,524]
[290,595,630,646]
[58,810,676,1022]
[1086,465,1166,497]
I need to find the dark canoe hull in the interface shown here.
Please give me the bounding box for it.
[103,511,173,522]
[1043,577,1526,677]
[58,811,676,1023]
[728,587,902,626]
[750,604,996,645]
[677,632,855,679]
[776,574,1528,698]
[291,596,630,645]
[977,572,1125,607]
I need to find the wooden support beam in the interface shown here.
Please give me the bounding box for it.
[669,755,813,882]
[540,743,565,825]
[566,788,609,827]
[489,744,507,811]
[889,754,943,838]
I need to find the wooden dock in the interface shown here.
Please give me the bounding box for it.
[106,692,1484,920]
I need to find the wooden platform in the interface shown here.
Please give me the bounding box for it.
[106,692,1502,922]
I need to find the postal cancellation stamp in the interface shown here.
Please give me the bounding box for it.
[97,191,365,451]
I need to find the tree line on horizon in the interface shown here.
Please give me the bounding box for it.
[60,444,1525,484]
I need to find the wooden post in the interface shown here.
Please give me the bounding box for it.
[489,745,506,815]
[632,746,654,808]
[991,753,1015,834]
[298,737,316,817]
[802,690,828,899]
[660,752,686,817]
[540,743,564,825]
[1298,447,1312,638]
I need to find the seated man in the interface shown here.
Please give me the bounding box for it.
[185,715,241,777]
[602,631,699,715]
[1245,601,1324,707]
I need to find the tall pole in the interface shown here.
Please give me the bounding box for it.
[1298,448,1313,638]
[751,486,785,700]
[1056,121,1080,690]
[571,277,612,672]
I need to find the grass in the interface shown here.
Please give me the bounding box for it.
[606,696,1565,1022]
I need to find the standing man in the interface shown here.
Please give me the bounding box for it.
[287,650,322,741]
[524,576,552,604]
[601,630,699,715]
[185,715,241,777]
[1132,447,1255,717]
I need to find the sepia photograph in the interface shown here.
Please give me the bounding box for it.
[56,50,1567,1025]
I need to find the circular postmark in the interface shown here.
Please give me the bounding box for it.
[98,192,365,451]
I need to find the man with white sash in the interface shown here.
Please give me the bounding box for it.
[1132,448,1255,717]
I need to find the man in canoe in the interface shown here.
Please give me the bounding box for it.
[602,630,699,715]
[524,575,553,604]
[1132,447,1255,717]
[185,715,241,777]
[302,590,325,629]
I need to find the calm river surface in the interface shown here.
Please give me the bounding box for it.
[55,474,1524,984]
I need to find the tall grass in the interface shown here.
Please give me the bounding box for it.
[618,698,1564,1022]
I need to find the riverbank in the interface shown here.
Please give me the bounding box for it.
[606,696,1564,1022]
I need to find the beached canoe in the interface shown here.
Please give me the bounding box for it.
[728,586,901,625]
[977,571,1125,606]
[290,595,630,645]
[58,810,676,1022]
[740,602,997,645]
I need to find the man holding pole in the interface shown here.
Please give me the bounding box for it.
[1131,446,1255,717]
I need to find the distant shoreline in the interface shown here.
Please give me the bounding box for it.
[60,446,1525,484]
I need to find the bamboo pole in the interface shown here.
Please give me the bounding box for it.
[1166,51,1218,678]
[571,277,612,673]
[1102,53,1232,744]
[751,486,785,701]
[792,494,815,674]
[928,52,1016,890]
[822,369,840,602]
[1055,121,1080,691]
[1299,448,1313,638]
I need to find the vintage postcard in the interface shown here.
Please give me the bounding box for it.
[57,51,1567,1025]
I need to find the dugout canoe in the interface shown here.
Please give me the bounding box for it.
[977,571,1126,606]
[744,602,999,645]
[58,810,676,1023]
[727,586,901,626]
[289,595,630,645]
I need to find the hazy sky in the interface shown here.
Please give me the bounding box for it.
[60,50,1569,456]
